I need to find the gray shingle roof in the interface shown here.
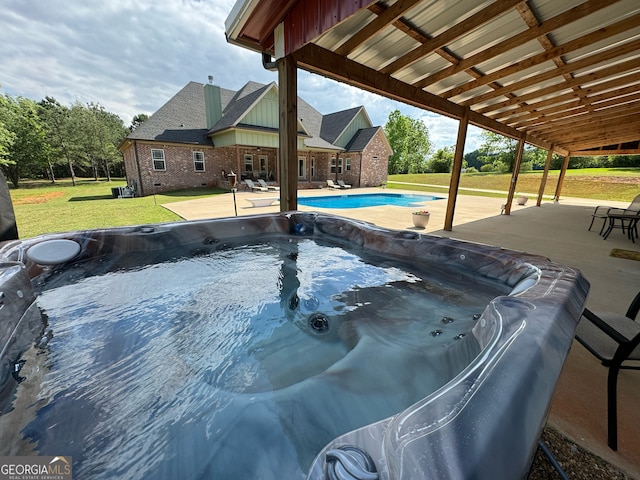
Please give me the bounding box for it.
[320,107,362,144]
[127,80,379,152]
[127,81,213,145]
[344,127,380,152]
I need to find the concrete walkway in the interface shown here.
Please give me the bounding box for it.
[164,187,640,478]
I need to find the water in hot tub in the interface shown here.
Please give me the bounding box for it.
[18,237,507,479]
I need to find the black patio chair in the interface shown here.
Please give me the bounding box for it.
[574,290,640,450]
[588,193,640,235]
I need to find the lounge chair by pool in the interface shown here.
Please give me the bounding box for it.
[258,179,280,191]
[245,179,268,192]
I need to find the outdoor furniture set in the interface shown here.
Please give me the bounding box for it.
[588,194,640,243]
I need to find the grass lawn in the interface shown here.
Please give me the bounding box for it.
[389,167,640,201]
[10,178,225,239]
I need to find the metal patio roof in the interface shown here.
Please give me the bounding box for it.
[226,0,640,157]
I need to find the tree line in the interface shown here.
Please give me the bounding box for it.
[0,92,146,188]
[384,109,640,175]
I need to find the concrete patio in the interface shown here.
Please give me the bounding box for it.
[164,187,640,478]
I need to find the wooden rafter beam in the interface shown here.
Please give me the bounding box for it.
[293,43,463,117]
[532,108,640,138]
[379,0,524,76]
[533,119,640,149]
[561,131,640,152]
[572,145,640,156]
[291,42,561,153]
[413,0,616,89]
[516,2,584,99]
[473,55,640,114]
[485,71,640,120]
[368,2,520,104]
[511,91,640,129]
[335,0,423,56]
[495,79,640,125]
[547,122,640,144]
[441,12,640,100]
[464,38,640,107]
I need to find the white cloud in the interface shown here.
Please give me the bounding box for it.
[0,0,469,148]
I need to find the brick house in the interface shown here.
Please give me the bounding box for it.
[119,80,391,196]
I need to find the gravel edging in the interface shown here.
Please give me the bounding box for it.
[528,427,634,479]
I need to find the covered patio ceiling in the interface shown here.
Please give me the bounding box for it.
[226,0,640,157]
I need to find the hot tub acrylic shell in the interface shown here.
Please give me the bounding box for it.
[0,212,589,479]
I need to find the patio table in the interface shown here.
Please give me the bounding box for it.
[602,212,640,243]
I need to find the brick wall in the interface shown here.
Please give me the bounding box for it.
[360,129,391,187]
[122,133,390,195]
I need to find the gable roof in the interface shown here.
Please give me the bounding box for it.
[127,80,384,152]
[209,81,273,132]
[344,126,383,152]
[320,107,362,144]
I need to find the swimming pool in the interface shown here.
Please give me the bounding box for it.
[298,193,442,209]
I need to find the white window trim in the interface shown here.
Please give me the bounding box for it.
[298,157,306,179]
[151,149,166,171]
[193,151,205,172]
[244,154,253,172]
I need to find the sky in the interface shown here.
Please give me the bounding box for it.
[0,0,483,153]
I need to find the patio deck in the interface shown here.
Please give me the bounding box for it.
[164,187,640,478]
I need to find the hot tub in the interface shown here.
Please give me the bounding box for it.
[0,212,588,479]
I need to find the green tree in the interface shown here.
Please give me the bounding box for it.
[384,110,432,174]
[479,131,549,172]
[77,103,127,181]
[464,149,483,170]
[429,146,455,173]
[522,145,547,171]
[39,97,79,185]
[0,93,17,165]
[0,96,50,187]
[479,131,518,172]
[129,113,148,132]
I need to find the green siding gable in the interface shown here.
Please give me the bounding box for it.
[335,110,372,149]
[242,89,279,129]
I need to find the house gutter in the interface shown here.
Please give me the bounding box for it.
[225,0,259,45]
[133,141,144,197]
[262,52,277,71]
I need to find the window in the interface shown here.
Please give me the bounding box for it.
[244,154,253,172]
[152,149,165,171]
[311,157,315,177]
[298,157,306,179]
[330,157,336,174]
[345,157,351,171]
[193,151,205,172]
[259,155,268,177]
[338,157,343,174]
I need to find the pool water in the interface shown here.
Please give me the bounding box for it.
[298,192,442,209]
[19,237,507,479]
